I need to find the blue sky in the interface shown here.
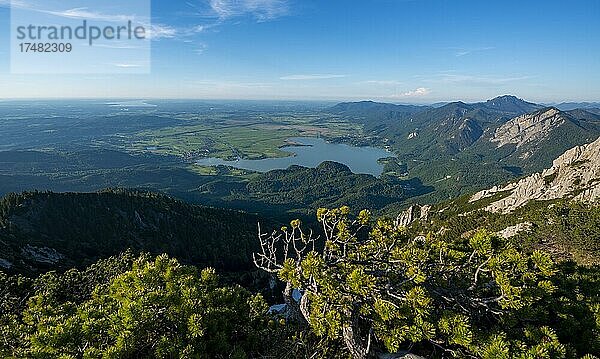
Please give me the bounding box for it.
[0,0,599,102]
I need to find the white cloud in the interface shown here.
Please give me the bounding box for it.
[280,74,346,81]
[2,0,272,47]
[209,0,289,21]
[112,63,142,68]
[393,87,431,98]
[178,24,214,38]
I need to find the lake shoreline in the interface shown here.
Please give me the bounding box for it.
[195,136,393,176]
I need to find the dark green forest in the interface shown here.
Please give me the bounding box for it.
[0,189,272,275]
[199,161,431,218]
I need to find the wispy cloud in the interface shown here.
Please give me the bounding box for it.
[177,24,213,38]
[361,80,403,86]
[44,7,177,40]
[0,0,26,8]
[280,74,346,81]
[0,1,128,21]
[147,24,178,39]
[3,0,287,50]
[431,73,532,86]
[188,79,274,89]
[194,43,208,55]
[192,25,207,33]
[112,63,143,68]
[94,43,143,50]
[41,7,133,22]
[451,46,495,57]
[4,2,176,40]
[83,76,115,80]
[208,0,289,21]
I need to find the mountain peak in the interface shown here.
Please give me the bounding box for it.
[487,95,523,102]
[485,95,536,107]
[482,95,542,115]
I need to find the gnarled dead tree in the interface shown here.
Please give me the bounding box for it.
[253,221,317,323]
[254,208,557,359]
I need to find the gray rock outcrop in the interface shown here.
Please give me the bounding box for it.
[21,244,64,264]
[496,222,533,239]
[396,204,430,227]
[470,136,600,213]
[490,108,565,152]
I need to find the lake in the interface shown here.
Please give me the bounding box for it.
[196,137,392,176]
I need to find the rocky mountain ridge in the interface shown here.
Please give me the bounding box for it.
[490,107,566,150]
[470,136,600,213]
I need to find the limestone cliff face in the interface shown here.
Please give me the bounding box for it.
[396,204,430,227]
[470,136,600,213]
[490,108,565,151]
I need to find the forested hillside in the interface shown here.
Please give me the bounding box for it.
[195,161,432,218]
[0,189,271,275]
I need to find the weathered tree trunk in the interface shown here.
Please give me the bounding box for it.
[283,281,306,323]
[299,292,311,322]
[342,325,369,359]
[342,307,371,359]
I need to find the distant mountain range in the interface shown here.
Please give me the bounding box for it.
[326,95,600,200]
[327,101,428,131]
[553,102,600,111]
[328,95,546,154]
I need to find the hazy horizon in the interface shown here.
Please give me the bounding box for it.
[0,95,597,106]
